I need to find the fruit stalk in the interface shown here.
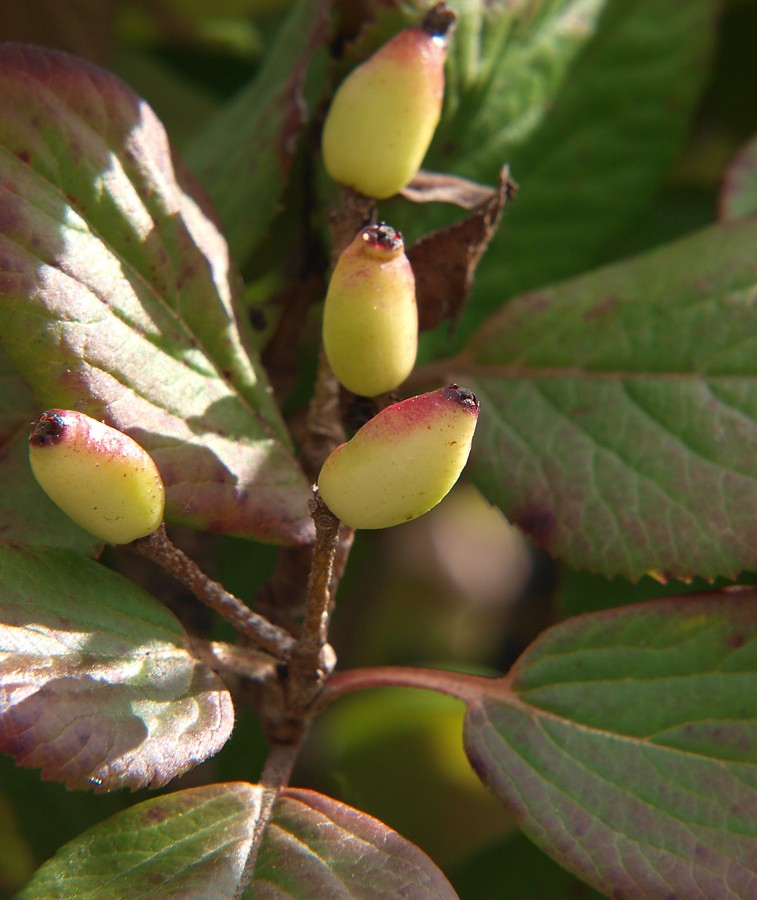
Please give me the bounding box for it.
[132,526,296,660]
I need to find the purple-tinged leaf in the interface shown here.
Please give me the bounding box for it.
[0,543,233,791]
[0,43,313,546]
[720,133,757,221]
[463,592,757,898]
[16,782,260,899]
[253,788,457,898]
[18,784,457,898]
[457,218,757,579]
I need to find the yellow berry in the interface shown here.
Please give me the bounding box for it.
[323,223,417,397]
[29,410,165,544]
[317,385,479,529]
[321,23,449,199]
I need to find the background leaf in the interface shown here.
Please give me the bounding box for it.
[418,0,717,351]
[0,543,233,791]
[463,592,757,898]
[185,0,330,267]
[0,0,115,63]
[19,784,458,898]
[435,0,608,180]
[450,218,757,579]
[0,43,313,546]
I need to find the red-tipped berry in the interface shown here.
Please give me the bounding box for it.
[317,385,479,529]
[323,223,417,397]
[29,410,165,544]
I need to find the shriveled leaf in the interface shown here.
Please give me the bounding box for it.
[401,170,501,211]
[463,592,757,899]
[185,0,330,265]
[0,43,313,546]
[0,543,233,791]
[455,218,757,579]
[426,0,716,342]
[19,784,457,898]
[720,133,757,221]
[408,167,515,331]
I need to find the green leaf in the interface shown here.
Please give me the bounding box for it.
[453,218,757,579]
[0,544,233,791]
[0,43,313,545]
[721,133,757,221]
[18,784,458,898]
[434,0,608,179]
[254,788,457,898]
[463,592,757,898]
[424,0,717,346]
[184,0,330,265]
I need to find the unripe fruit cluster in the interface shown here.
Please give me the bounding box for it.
[29,410,165,544]
[318,385,479,529]
[323,223,417,398]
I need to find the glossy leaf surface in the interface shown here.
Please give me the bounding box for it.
[0,44,312,546]
[0,544,233,791]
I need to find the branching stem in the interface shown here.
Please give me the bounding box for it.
[286,491,343,710]
[132,525,295,660]
[319,665,506,708]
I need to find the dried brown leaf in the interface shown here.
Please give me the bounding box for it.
[408,166,516,331]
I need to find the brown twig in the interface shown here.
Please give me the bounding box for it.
[318,664,504,709]
[132,525,295,660]
[286,491,342,711]
[300,345,346,482]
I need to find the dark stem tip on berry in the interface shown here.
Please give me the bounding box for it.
[363,222,403,252]
[443,384,479,412]
[29,410,67,446]
[421,2,458,39]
